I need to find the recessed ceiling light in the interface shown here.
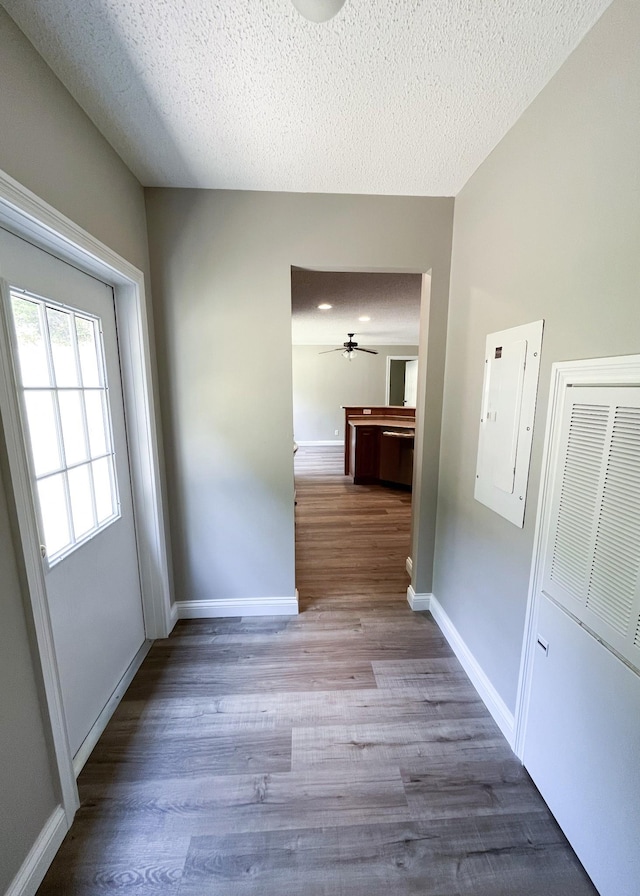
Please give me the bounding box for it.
[358,315,371,322]
[318,303,332,310]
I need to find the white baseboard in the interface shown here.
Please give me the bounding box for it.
[406,556,413,576]
[295,440,344,447]
[406,585,431,611]
[429,594,515,748]
[5,805,67,896]
[72,639,152,776]
[176,595,299,618]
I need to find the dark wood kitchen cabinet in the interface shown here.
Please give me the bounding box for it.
[349,425,379,483]
[348,421,415,488]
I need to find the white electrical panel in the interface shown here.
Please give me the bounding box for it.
[474,319,544,527]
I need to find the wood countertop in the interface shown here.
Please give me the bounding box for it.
[348,417,415,429]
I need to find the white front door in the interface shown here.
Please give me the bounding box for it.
[0,228,146,759]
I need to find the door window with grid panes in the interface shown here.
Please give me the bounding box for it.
[10,290,119,563]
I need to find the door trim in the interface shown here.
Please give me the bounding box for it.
[384,355,420,405]
[385,354,419,406]
[513,353,640,759]
[0,167,173,822]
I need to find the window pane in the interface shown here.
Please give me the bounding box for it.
[76,316,101,387]
[92,457,115,523]
[12,297,120,562]
[59,390,88,465]
[47,307,79,387]
[68,464,94,538]
[11,297,51,387]
[84,391,108,458]
[24,390,61,475]
[37,474,71,557]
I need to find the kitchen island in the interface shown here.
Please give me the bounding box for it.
[343,406,416,488]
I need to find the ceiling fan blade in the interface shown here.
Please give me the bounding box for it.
[319,348,344,354]
[355,347,378,354]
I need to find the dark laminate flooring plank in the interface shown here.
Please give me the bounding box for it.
[97,685,488,744]
[291,718,510,769]
[123,658,377,700]
[372,657,472,687]
[458,814,598,896]
[77,765,411,837]
[399,756,551,821]
[35,835,191,896]
[160,615,441,644]
[177,819,478,896]
[80,728,292,785]
[139,644,452,665]
[143,630,454,663]
[178,815,596,896]
[155,621,365,647]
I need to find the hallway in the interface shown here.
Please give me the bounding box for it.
[36,447,596,895]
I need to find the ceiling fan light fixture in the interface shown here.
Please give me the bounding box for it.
[291,0,347,23]
[319,333,377,359]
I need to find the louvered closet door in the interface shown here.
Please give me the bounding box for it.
[541,386,640,670]
[524,378,640,896]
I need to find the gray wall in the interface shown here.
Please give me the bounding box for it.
[292,345,418,442]
[435,0,640,713]
[0,10,149,272]
[0,9,154,890]
[145,190,453,604]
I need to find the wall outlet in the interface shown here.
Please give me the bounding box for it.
[334,429,339,435]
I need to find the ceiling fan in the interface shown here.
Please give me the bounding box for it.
[320,333,379,360]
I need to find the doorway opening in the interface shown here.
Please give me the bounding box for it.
[290,268,433,610]
[386,355,419,406]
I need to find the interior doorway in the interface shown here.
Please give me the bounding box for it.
[290,269,422,447]
[386,355,419,406]
[290,268,428,608]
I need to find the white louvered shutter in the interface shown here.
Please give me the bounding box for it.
[541,386,640,671]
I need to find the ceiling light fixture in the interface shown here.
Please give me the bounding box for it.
[358,315,371,322]
[291,0,346,23]
[318,303,332,310]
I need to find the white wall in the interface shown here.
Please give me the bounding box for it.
[292,344,418,442]
[0,9,156,891]
[435,0,640,713]
[145,190,453,605]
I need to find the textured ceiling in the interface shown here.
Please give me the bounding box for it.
[1,0,612,195]
[291,270,422,345]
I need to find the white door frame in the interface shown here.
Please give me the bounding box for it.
[385,355,419,406]
[0,168,173,824]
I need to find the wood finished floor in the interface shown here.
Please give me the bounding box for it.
[37,446,597,895]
